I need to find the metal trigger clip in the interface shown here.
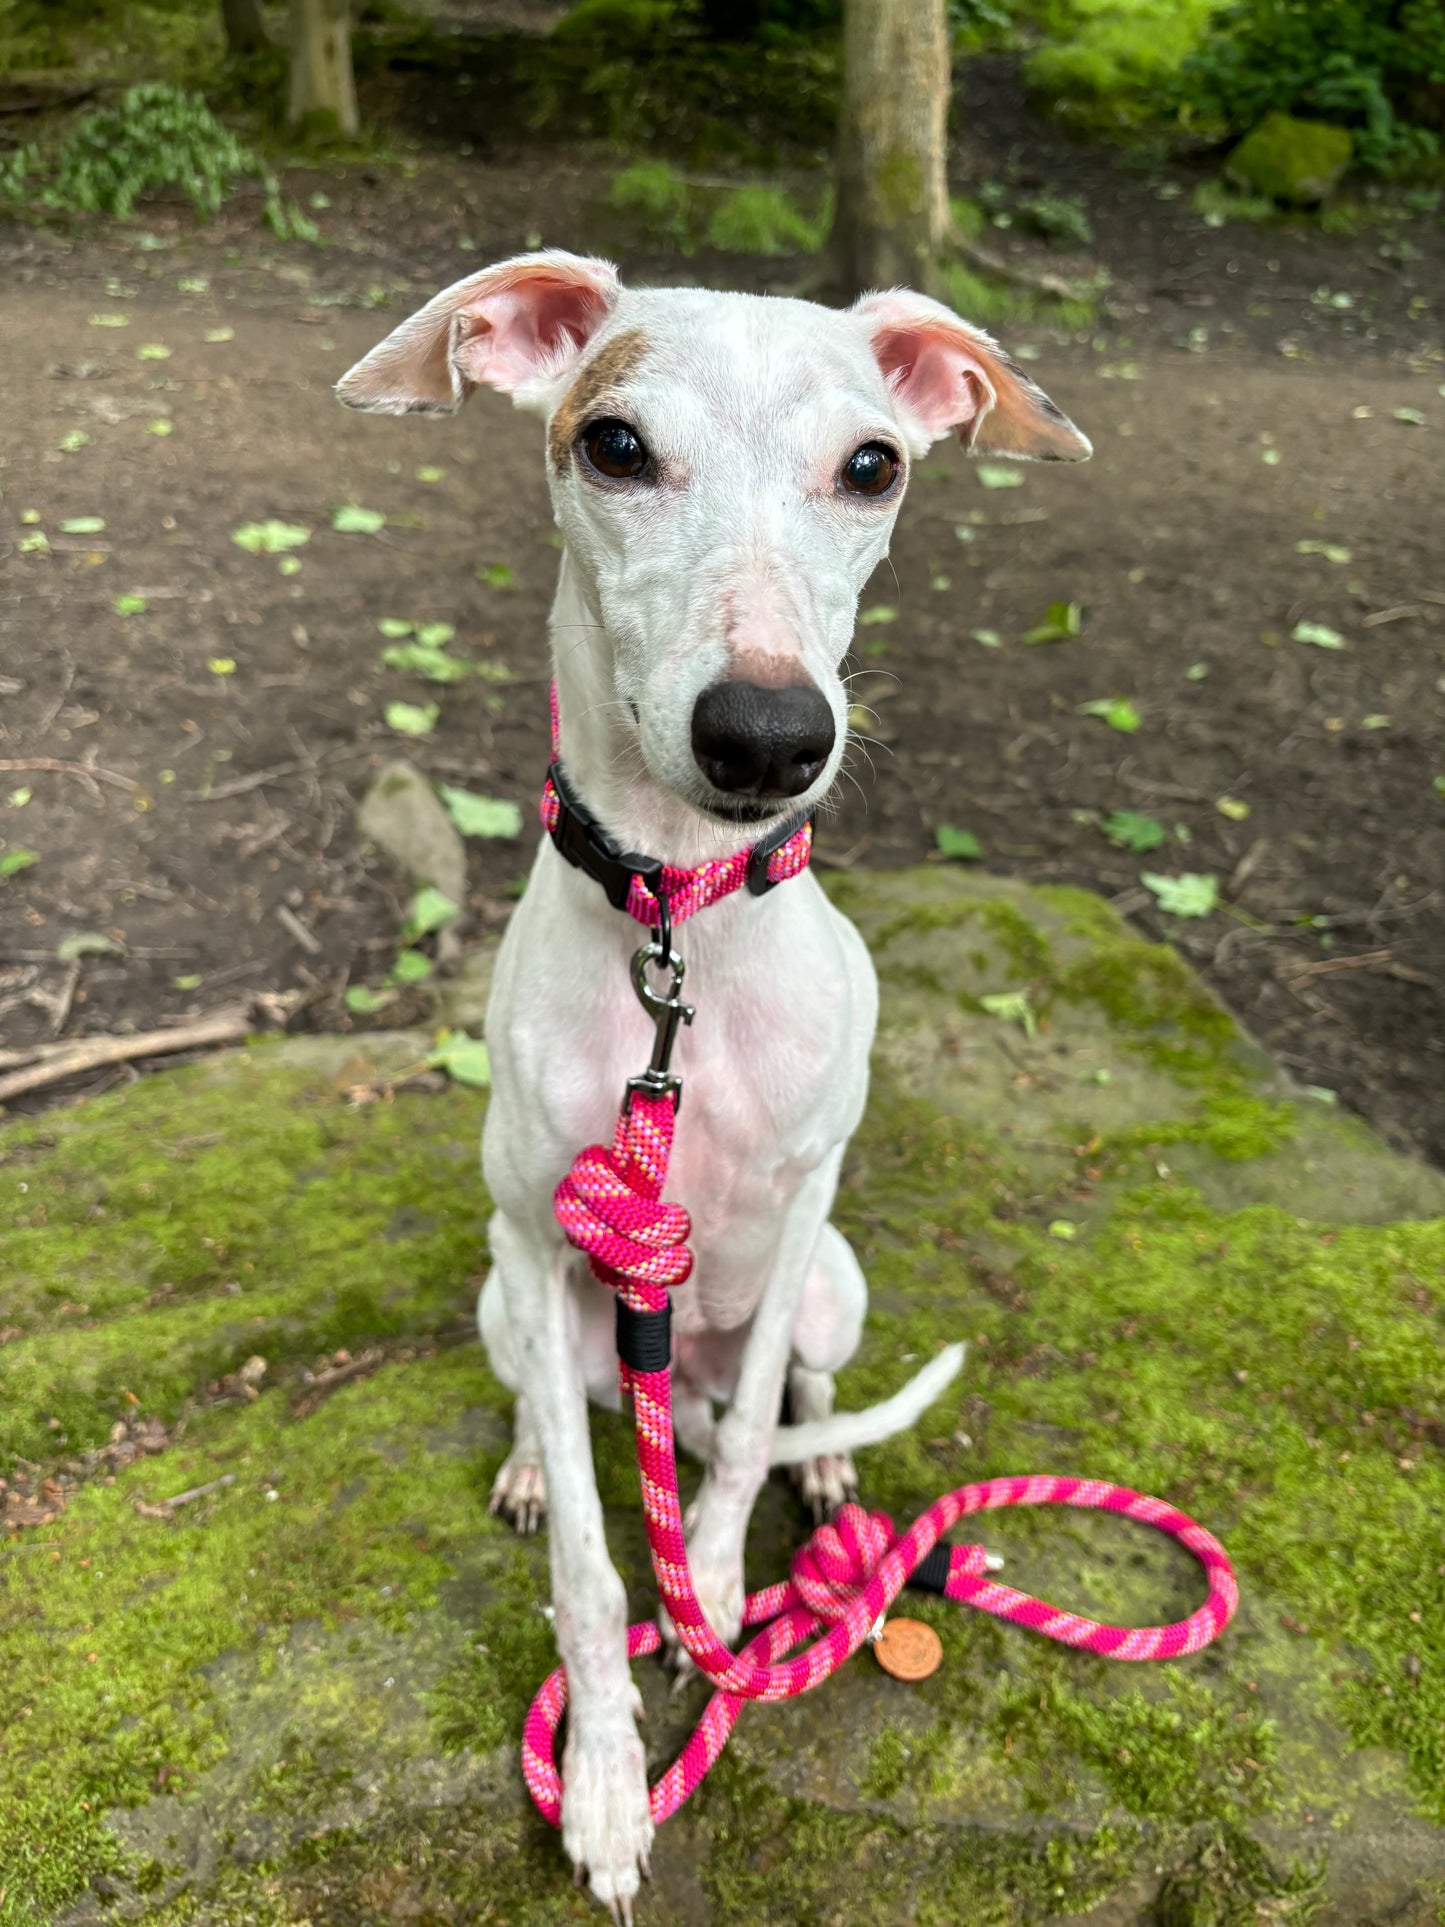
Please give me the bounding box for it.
[628,929,694,1109]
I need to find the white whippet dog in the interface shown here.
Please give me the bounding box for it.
[338,252,1089,1916]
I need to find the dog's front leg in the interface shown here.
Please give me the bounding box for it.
[489,1211,651,1918]
[663,1157,841,1667]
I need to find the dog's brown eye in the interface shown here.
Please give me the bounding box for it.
[840,442,900,497]
[580,418,650,481]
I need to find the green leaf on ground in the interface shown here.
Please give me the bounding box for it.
[1216,796,1251,820]
[1393,407,1426,426]
[1100,810,1166,853]
[1048,1219,1078,1240]
[979,989,1037,1039]
[332,504,386,534]
[113,593,147,616]
[389,949,432,984]
[1023,600,1082,644]
[426,1032,491,1088]
[477,562,514,589]
[858,605,897,626]
[57,931,122,960]
[207,658,236,676]
[17,531,49,555]
[415,622,455,649]
[439,787,522,839]
[88,313,130,327]
[935,824,982,861]
[1141,871,1220,918]
[137,343,172,361]
[58,430,93,452]
[1078,697,1141,733]
[1434,775,1445,798]
[232,520,310,555]
[385,700,439,736]
[975,463,1025,489]
[203,326,235,343]
[381,645,468,683]
[8,788,31,807]
[415,466,446,483]
[972,628,1003,648]
[1292,620,1346,649]
[344,985,392,1014]
[278,556,302,577]
[377,618,414,639]
[0,848,38,878]
[1296,540,1352,563]
[147,419,174,437]
[173,973,203,991]
[405,887,460,939]
[1361,714,1391,730]
[59,516,105,535]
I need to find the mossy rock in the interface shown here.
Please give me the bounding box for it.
[3,872,1443,1925]
[1226,113,1354,207]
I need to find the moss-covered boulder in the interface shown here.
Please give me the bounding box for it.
[2,872,1443,1925]
[1226,112,1354,206]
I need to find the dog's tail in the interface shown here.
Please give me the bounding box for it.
[767,1342,965,1467]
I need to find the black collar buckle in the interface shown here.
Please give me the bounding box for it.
[745,807,812,896]
[547,761,663,913]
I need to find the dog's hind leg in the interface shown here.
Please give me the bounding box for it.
[787,1221,867,1521]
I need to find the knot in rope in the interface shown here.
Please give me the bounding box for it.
[553,1122,693,1297]
[789,1503,895,1620]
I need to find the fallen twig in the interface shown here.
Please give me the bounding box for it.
[950,231,1090,304]
[133,1473,236,1519]
[275,904,323,955]
[0,1005,253,1102]
[0,756,140,794]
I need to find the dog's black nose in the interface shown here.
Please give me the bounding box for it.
[691,680,836,800]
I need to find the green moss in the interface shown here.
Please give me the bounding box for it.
[3,872,1444,1921]
[0,1054,487,1463]
[868,893,1057,980]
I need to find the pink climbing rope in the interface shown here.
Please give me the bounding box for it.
[522,1085,1240,1829]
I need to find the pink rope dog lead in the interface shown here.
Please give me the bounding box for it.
[520,920,1240,1830]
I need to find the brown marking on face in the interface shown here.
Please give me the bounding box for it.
[547,327,650,473]
[730,647,816,691]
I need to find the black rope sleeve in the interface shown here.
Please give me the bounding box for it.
[905,1541,953,1596]
[616,1299,672,1374]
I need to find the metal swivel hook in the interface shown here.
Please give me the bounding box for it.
[628,934,694,1106]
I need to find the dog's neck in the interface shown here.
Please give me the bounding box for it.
[548,548,776,874]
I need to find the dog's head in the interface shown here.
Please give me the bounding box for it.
[338,251,1089,828]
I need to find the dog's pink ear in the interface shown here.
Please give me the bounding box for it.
[336,250,620,416]
[854,290,1090,463]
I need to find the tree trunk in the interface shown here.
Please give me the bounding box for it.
[287,0,359,137]
[833,0,951,297]
[221,0,269,56]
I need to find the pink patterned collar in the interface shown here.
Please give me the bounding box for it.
[538,683,813,932]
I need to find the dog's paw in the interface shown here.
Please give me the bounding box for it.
[488,1450,547,1535]
[658,1562,743,1683]
[561,1713,652,1921]
[792,1449,858,1524]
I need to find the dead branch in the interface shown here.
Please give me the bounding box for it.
[0,1005,253,1102]
[0,757,140,794]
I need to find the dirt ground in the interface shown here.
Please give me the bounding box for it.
[2,59,1443,1163]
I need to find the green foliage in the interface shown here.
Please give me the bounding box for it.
[608,159,694,245]
[608,162,828,256]
[704,182,830,253]
[1021,0,1219,119]
[43,84,256,220]
[0,84,316,236]
[1178,0,1445,171]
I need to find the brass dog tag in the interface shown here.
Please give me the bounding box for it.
[872,1617,943,1682]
